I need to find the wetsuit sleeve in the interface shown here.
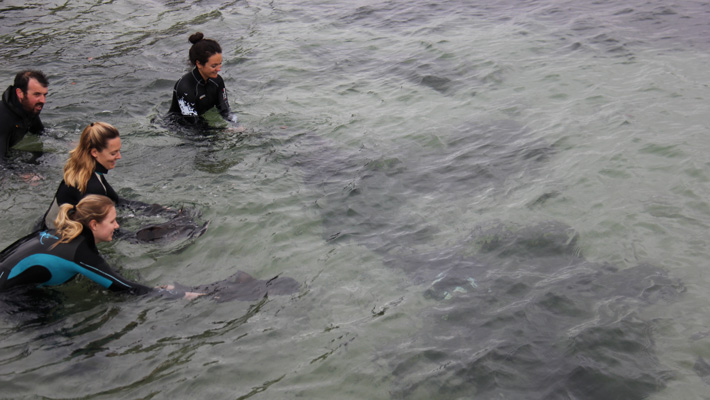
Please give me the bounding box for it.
[94,174,174,217]
[215,77,238,124]
[98,174,120,203]
[169,77,200,124]
[116,197,173,216]
[74,242,154,295]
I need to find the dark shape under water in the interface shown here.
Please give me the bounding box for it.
[134,217,210,243]
[276,124,683,399]
[0,286,66,328]
[694,356,710,385]
[116,205,210,245]
[380,221,683,400]
[176,271,300,302]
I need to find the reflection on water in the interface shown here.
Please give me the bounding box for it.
[1,0,710,398]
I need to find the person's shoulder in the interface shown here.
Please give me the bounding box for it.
[213,75,226,86]
[55,179,82,203]
[174,70,198,90]
[1,86,13,104]
[206,75,226,90]
[0,88,17,120]
[0,230,40,259]
[57,178,77,191]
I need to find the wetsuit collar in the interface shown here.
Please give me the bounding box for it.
[95,160,109,175]
[191,67,208,85]
[80,226,99,252]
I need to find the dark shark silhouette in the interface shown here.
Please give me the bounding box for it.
[277,121,684,399]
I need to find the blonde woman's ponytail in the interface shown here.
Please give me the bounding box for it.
[52,204,84,247]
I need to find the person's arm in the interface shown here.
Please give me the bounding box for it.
[99,174,166,214]
[74,243,154,295]
[96,174,177,218]
[116,197,178,218]
[169,77,200,124]
[75,239,203,299]
[214,77,239,124]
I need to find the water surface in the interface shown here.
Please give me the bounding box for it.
[1,1,710,398]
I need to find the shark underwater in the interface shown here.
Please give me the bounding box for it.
[277,120,685,399]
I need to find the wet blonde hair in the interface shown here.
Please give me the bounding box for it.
[63,122,119,193]
[52,195,115,248]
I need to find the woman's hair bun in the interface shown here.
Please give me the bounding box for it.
[189,32,205,45]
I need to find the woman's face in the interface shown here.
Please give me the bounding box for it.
[90,206,119,243]
[91,137,122,170]
[196,53,222,81]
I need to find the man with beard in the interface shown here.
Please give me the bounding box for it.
[0,70,48,164]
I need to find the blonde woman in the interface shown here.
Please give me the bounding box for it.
[2,195,202,299]
[42,121,175,234]
[2,195,298,300]
[43,122,123,228]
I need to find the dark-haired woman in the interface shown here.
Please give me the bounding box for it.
[1,195,203,299]
[168,32,239,127]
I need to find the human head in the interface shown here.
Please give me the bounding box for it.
[78,121,122,170]
[54,195,118,245]
[63,122,121,193]
[14,70,48,115]
[188,32,222,66]
[188,32,223,81]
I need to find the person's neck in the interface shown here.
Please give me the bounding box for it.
[95,160,109,174]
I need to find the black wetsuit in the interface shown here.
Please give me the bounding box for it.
[0,86,44,164]
[42,161,161,229]
[56,161,120,205]
[168,68,238,125]
[0,228,153,294]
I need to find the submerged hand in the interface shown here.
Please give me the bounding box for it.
[184,291,205,300]
[226,125,246,133]
[158,284,205,300]
[20,173,43,186]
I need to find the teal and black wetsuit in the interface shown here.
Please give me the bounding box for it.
[0,229,300,300]
[0,230,301,300]
[168,68,238,125]
[0,228,153,294]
